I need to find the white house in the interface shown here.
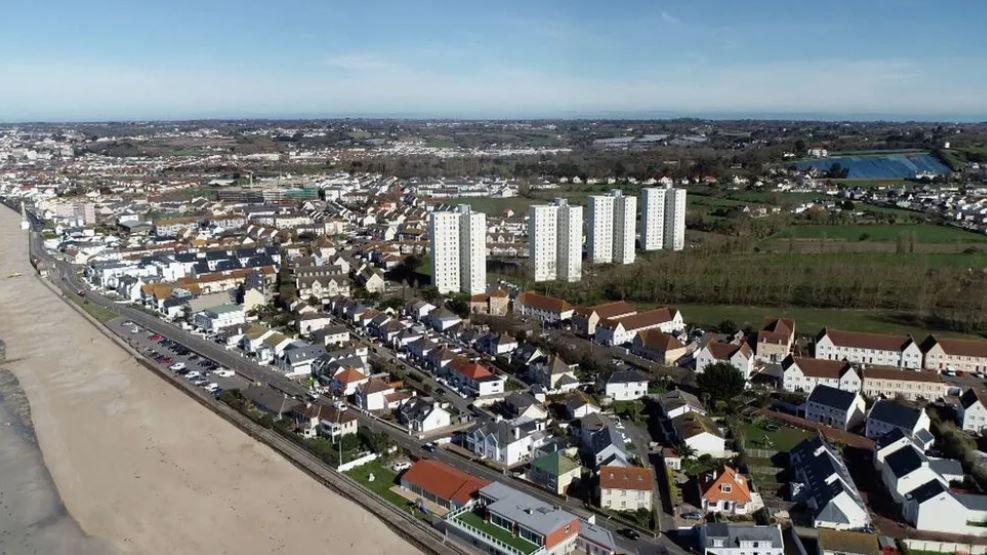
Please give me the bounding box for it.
[695,341,754,380]
[671,411,726,458]
[815,328,922,369]
[396,396,452,435]
[594,307,684,346]
[781,356,861,393]
[604,370,649,401]
[960,388,987,433]
[697,523,784,555]
[865,400,931,444]
[192,303,246,333]
[789,437,870,531]
[466,418,544,467]
[804,385,866,431]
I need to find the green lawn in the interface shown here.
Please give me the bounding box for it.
[676,302,980,338]
[455,511,540,554]
[450,196,539,215]
[773,224,987,244]
[345,460,415,512]
[739,419,812,452]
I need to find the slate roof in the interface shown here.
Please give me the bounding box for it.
[868,400,924,430]
[807,384,858,411]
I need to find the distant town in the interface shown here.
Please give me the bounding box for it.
[3,118,987,555]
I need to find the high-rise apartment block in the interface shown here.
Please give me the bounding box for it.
[429,205,487,295]
[528,199,583,282]
[640,186,687,252]
[587,189,635,265]
[663,187,687,251]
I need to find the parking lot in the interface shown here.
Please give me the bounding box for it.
[110,318,249,396]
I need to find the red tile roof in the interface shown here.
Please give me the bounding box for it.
[516,291,573,313]
[700,466,753,505]
[821,328,914,351]
[600,307,677,331]
[401,459,490,505]
[599,465,652,491]
[931,336,987,358]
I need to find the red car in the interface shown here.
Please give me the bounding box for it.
[149,334,163,341]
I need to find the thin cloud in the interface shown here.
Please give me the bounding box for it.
[660,11,681,25]
[326,53,395,71]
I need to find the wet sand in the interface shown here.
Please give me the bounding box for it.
[0,207,418,554]
[0,369,112,554]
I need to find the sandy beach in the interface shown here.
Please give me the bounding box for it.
[0,207,418,554]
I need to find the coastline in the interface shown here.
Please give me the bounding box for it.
[0,207,418,553]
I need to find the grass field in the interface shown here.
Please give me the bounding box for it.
[449,196,538,215]
[676,303,981,338]
[739,419,812,452]
[773,223,987,243]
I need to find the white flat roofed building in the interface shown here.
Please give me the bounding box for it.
[640,187,666,251]
[529,200,583,283]
[664,187,687,251]
[556,199,583,282]
[459,205,487,296]
[429,205,487,295]
[430,210,461,295]
[612,190,636,264]
[587,194,614,264]
[529,204,559,282]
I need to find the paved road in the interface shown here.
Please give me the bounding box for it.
[14,201,689,555]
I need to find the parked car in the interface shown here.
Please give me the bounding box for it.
[168,362,186,372]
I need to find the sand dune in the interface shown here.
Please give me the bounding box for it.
[0,207,418,554]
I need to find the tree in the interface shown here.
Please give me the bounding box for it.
[420,286,440,303]
[696,362,745,404]
[716,319,739,335]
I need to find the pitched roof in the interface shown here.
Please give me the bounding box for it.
[635,329,685,351]
[868,399,925,430]
[807,384,859,411]
[785,356,853,379]
[600,307,677,332]
[401,459,490,505]
[576,300,637,319]
[599,465,652,491]
[758,317,795,345]
[516,291,573,313]
[705,340,752,360]
[700,466,752,505]
[961,388,987,410]
[821,327,914,352]
[333,367,368,384]
[672,411,723,439]
[861,366,944,384]
[928,336,987,358]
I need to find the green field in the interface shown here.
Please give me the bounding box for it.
[739,419,812,452]
[676,303,981,338]
[773,224,987,243]
[450,196,539,215]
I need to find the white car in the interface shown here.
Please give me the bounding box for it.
[212,368,235,378]
[392,460,412,472]
[168,362,186,371]
[185,371,201,380]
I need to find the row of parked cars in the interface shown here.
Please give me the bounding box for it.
[122,320,230,398]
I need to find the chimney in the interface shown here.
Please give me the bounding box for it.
[513,426,521,440]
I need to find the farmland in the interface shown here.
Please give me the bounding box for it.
[676,303,983,338]
[772,223,987,243]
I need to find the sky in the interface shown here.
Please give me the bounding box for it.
[1,0,986,122]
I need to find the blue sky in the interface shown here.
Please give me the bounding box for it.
[2,0,986,121]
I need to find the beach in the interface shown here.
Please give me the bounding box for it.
[0,207,418,554]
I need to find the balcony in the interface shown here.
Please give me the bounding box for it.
[447,506,543,555]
